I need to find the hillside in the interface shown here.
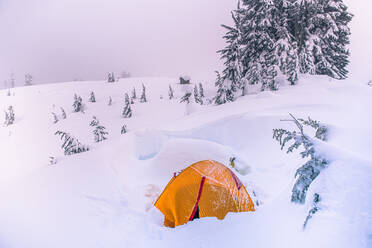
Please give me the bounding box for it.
[0,77,372,248]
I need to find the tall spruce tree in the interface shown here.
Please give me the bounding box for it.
[217,0,352,102]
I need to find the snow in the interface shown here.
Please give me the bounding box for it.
[0,75,372,247]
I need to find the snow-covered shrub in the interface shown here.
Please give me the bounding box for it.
[303,193,321,229]
[90,116,108,142]
[72,94,84,113]
[179,75,190,84]
[121,124,127,134]
[61,107,67,119]
[89,91,96,103]
[140,84,147,103]
[49,156,57,165]
[52,112,59,124]
[273,114,328,204]
[4,106,15,126]
[180,92,192,104]
[55,131,89,155]
[367,80,372,86]
[168,85,174,100]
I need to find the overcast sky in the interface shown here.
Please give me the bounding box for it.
[0,0,371,87]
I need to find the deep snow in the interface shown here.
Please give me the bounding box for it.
[0,76,372,248]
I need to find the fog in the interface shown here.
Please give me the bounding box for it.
[0,0,236,86]
[0,0,371,87]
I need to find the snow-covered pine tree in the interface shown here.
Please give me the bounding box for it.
[55,131,89,155]
[89,92,96,103]
[90,116,108,142]
[198,83,205,98]
[273,114,328,204]
[218,4,242,98]
[52,112,59,124]
[140,84,147,103]
[312,0,353,79]
[61,107,67,119]
[124,93,130,105]
[4,106,15,126]
[122,94,132,118]
[214,71,234,105]
[180,92,192,104]
[25,73,33,86]
[193,85,202,104]
[131,87,137,100]
[168,85,174,100]
[72,94,84,113]
[121,124,127,134]
[89,91,96,103]
[217,0,352,99]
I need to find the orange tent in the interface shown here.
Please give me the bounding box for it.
[154,160,255,228]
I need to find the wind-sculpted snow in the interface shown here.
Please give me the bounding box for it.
[0,76,372,247]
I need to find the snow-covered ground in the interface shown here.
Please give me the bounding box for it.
[0,76,372,248]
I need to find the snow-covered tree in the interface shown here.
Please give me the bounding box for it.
[61,107,67,119]
[214,71,234,105]
[4,106,15,126]
[216,0,352,102]
[25,73,33,86]
[10,73,15,89]
[90,116,108,142]
[52,112,59,124]
[273,114,328,204]
[131,87,137,100]
[108,72,115,83]
[89,91,96,103]
[122,94,132,118]
[121,124,127,134]
[108,96,112,106]
[72,94,84,113]
[198,83,205,98]
[180,92,192,104]
[193,85,202,104]
[168,85,174,100]
[55,131,89,155]
[140,84,147,103]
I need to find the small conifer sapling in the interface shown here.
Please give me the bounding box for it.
[4,106,15,126]
[168,85,174,100]
[89,91,96,103]
[55,131,89,155]
[90,116,108,142]
[140,84,147,103]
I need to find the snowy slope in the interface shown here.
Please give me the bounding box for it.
[0,76,372,248]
